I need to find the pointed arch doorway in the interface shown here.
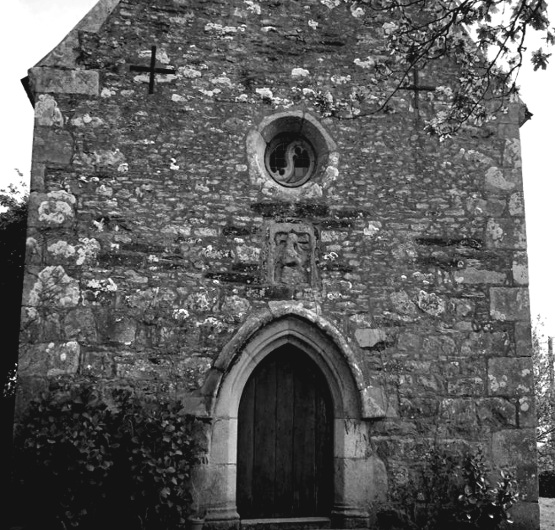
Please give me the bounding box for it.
[237,345,333,519]
[205,311,388,529]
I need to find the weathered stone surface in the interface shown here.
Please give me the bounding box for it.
[454,267,506,285]
[486,217,527,249]
[355,328,387,348]
[512,251,529,285]
[476,397,517,428]
[32,129,74,165]
[490,287,530,321]
[16,2,537,528]
[488,357,533,396]
[18,341,80,377]
[515,322,533,357]
[492,429,538,501]
[30,67,100,96]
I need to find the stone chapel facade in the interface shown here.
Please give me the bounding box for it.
[17,0,538,528]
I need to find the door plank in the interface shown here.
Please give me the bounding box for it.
[237,367,256,516]
[237,346,333,519]
[252,357,277,516]
[275,354,295,516]
[315,381,333,514]
[293,360,316,515]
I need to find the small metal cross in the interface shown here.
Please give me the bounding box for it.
[399,67,436,112]
[130,46,176,94]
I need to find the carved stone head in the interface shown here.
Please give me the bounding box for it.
[267,222,317,287]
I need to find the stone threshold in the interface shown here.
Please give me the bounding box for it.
[241,517,331,530]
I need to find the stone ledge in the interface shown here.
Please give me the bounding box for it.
[30,67,99,96]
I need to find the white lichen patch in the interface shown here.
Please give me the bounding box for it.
[201,245,232,259]
[74,238,101,265]
[186,291,216,312]
[519,396,531,412]
[488,374,508,392]
[172,308,190,321]
[235,243,260,262]
[256,87,274,99]
[139,48,170,64]
[204,22,246,38]
[512,253,528,285]
[222,295,251,322]
[485,166,514,190]
[101,88,117,98]
[47,240,76,259]
[210,74,234,87]
[350,5,365,17]
[486,219,504,244]
[71,113,105,128]
[199,88,222,97]
[179,66,203,78]
[331,74,351,85]
[490,309,506,321]
[363,221,382,238]
[325,166,339,180]
[243,0,261,14]
[78,148,126,169]
[35,95,64,127]
[170,158,180,170]
[28,266,80,308]
[417,290,446,316]
[46,341,81,377]
[291,68,310,78]
[320,0,340,8]
[504,138,522,168]
[134,72,176,84]
[86,278,118,296]
[308,19,319,29]
[509,193,524,215]
[38,190,76,225]
[354,57,375,69]
[382,22,398,35]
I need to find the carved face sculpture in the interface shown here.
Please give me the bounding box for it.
[268,223,316,286]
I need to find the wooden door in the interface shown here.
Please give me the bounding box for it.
[237,345,333,519]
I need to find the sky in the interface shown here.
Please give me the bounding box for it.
[1,0,554,336]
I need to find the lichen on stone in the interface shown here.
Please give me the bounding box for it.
[28,266,80,309]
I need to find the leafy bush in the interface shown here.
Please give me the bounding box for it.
[377,448,519,530]
[13,380,207,530]
[539,470,555,498]
[456,450,519,529]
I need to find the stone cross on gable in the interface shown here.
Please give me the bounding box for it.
[130,46,176,94]
[399,67,436,112]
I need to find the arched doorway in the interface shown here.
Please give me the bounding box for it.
[203,311,387,529]
[237,345,333,518]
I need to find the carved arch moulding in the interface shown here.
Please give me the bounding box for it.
[198,306,391,528]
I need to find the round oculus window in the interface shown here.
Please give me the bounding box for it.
[264,133,316,187]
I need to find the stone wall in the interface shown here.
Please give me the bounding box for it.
[17,0,538,527]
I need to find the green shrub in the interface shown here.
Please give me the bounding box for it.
[456,450,519,529]
[539,470,555,498]
[377,447,519,530]
[13,380,207,530]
